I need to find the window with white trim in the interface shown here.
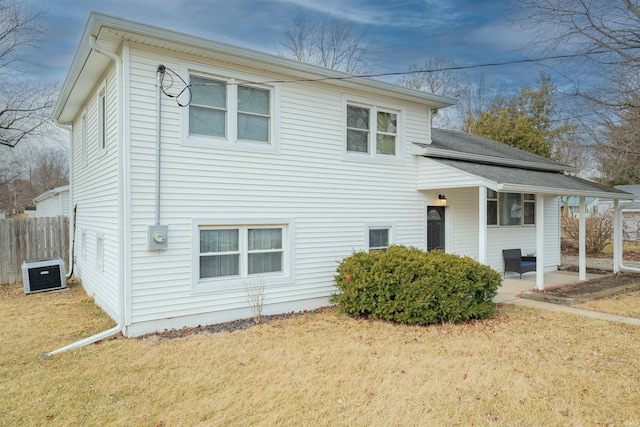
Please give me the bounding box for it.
[81,229,87,261]
[80,111,87,167]
[194,220,294,291]
[366,223,395,251]
[96,233,104,271]
[487,190,535,226]
[187,71,274,146]
[97,83,106,155]
[346,103,398,157]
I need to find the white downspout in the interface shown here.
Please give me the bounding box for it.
[578,196,586,280]
[478,186,487,264]
[43,36,125,357]
[51,121,75,279]
[616,201,640,273]
[535,194,545,290]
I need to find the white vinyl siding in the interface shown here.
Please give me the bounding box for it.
[35,190,70,217]
[124,44,432,334]
[417,157,482,190]
[70,64,120,320]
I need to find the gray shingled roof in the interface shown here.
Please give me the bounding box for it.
[429,128,571,169]
[433,158,630,197]
[615,185,640,198]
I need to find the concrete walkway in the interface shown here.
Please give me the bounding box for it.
[494,269,640,326]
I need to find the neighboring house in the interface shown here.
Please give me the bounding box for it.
[23,206,37,218]
[561,196,597,218]
[52,13,629,337]
[595,185,640,241]
[33,185,70,217]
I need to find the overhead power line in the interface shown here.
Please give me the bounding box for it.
[254,47,638,85]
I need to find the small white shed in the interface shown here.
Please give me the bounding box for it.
[33,185,70,217]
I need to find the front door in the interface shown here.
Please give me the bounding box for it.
[427,206,445,251]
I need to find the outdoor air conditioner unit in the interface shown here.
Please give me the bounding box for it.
[22,258,66,294]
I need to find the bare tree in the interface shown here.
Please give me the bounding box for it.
[0,0,55,148]
[0,141,68,211]
[518,0,640,99]
[279,13,375,74]
[459,73,510,133]
[396,57,467,128]
[515,0,640,179]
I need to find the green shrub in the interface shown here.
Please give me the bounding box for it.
[331,245,501,325]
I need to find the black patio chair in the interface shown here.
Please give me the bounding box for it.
[502,249,536,279]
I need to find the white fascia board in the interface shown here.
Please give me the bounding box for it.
[498,183,635,199]
[32,186,69,204]
[421,146,576,173]
[55,12,456,122]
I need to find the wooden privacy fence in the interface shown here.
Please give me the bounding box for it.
[0,217,69,284]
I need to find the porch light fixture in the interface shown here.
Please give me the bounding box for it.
[438,194,447,206]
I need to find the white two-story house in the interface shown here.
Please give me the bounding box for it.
[52,13,629,339]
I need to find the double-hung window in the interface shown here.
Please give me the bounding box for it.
[80,111,87,167]
[199,227,284,278]
[184,65,278,152]
[194,220,294,291]
[345,99,402,161]
[487,190,536,226]
[97,82,107,155]
[237,85,270,142]
[189,75,227,138]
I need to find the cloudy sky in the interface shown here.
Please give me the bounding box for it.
[29,0,555,91]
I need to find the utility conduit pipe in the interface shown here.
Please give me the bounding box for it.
[42,36,125,357]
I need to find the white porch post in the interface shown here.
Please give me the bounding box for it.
[535,194,545,290]
[613,199,621,273]
[478,186,487,264]
[578,196,586,280]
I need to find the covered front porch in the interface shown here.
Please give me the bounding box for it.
[416,128,635,290]
[418,159,632,290]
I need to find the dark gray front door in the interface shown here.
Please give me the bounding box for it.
[427,206,445,251]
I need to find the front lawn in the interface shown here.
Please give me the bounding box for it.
[1,282,639,426]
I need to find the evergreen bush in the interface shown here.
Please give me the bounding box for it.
[331,245,501,325]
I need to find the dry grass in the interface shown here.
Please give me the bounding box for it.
[601,240,640,255]
[575,290,640,319]
[2,282,640,426]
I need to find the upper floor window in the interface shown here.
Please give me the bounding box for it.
[347,104,398,156]
[184,64,278,153]
[97,82,106,155]
[189,75,226,138]
[344,97,403,163]
[237,85,270,142]
[80,111,87,167]
[487,190,535,226]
